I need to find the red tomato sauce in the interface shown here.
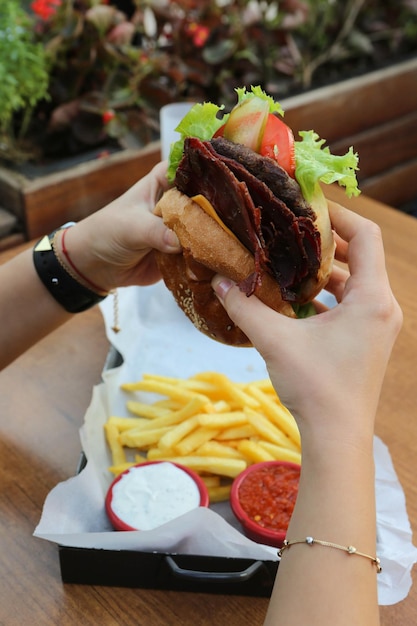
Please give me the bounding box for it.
[238,464,300,531]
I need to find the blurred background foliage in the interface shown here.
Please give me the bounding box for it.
[1,0,416,165]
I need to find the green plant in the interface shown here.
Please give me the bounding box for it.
[142,0,417,102]
[0,1,50,160]
[1,0,156,164]
[1,0,416,167]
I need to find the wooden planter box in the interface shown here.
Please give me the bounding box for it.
[281,56,417,209]
[0,56,416,245]
[0,141,161,241]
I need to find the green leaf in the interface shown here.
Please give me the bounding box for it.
[0,0,49,130]
[202,39,237,64]
[292,301,317,318]
[294,130,360,203]
[166,86,286,181]
[166,88,360,205]
[167,102,227,182]
[235,85,284,116]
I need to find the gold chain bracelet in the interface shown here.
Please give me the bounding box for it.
[278,536,382,573]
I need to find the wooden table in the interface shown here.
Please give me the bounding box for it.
[0,188,416,625]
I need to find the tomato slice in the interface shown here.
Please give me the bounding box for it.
[213,114,295,178]
[259,115,296,178]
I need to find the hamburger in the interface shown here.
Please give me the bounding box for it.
[154,87,360,346]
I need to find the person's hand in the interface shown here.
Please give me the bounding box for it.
[212,201,402,443]
[57,161,181,292]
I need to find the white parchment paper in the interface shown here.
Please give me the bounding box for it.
[34,284,417,605]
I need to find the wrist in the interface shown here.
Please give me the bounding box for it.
[298,423,376,498]
[54,226,110,296]
[33,228,107,314]
[288,432,377,539]
[296,401,376,452]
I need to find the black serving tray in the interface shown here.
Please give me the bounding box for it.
[59,546,278,595]
[59,454,279,595]
[58,347,279,595]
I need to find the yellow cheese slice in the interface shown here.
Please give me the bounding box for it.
[191,194,240,243]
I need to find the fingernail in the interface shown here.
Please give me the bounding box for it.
[164,228,180,249]
[212,276,234,300]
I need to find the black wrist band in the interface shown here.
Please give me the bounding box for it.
[33,230,107,313]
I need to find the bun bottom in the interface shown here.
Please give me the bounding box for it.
[154,188,295,347]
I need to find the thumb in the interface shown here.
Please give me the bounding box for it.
[160,225,181,252]
[135,209,181,254]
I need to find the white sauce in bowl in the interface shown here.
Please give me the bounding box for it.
[110,462,201,530]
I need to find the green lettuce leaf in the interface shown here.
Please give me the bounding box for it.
[166,86,285,182]
[235,86,284,116]
[292,301,317,318]
[167,102,226,182]
[294,130,360,203]
[166,89,361,204]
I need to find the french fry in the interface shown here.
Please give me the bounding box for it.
[257,440,302,465]
[146,447,175,460]
[237,439,275,464]
[154,399,182,410]
[175,426,221,456]
[216,424,258,440]
[195,440,246,460]
[245,408,298,450]
[247,378,274,391]
[247,384,301,447]
[205,400,232,413]
[143,373,218,396]
[141,375,231,409]
[123,413,182,431]
[198,411,247,429]
[131,395,209,427]
[104,371,301,488]
[119,426,172,449]
[106,416,147,431]
[192,371,260,409]
[122,401,206,433]
[108,461,136,475]
[200,475,221,488]
[208,484,232,502]
[121,379,209,405]
[174,396,211,420]
[104,422,126,466]
[157,455,246,478]
[126,401,172,419]
[158,415,200,452]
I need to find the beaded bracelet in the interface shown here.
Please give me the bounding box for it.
[278,536,382,573]
[60,226,108,295]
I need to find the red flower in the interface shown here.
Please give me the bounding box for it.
[31,0,62,21]
[186,22,210,48]
[102,110,116,125]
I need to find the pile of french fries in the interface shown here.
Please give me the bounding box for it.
[104,371,301,502]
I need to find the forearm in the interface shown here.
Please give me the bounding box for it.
[0,248,72,369]
[0,168,180,371]
[265,424,379,626]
